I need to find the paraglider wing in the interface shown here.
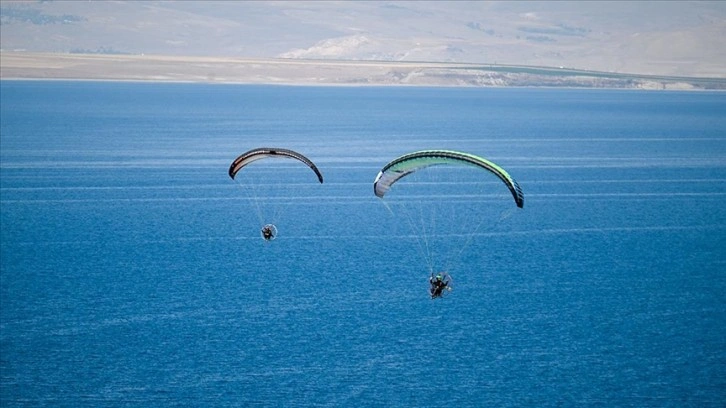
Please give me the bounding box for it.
[228,147,324,183]
[373,150,523,208]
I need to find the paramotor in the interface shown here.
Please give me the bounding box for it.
[229,147,324,240]
[374,150,523,292]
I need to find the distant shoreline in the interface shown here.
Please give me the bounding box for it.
[2,52,725,90]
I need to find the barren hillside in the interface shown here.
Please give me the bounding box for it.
[1,1,725,78]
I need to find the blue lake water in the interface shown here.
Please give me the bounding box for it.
[1,81,725,406]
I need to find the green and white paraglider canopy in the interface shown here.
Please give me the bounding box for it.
[373,149,523,208]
